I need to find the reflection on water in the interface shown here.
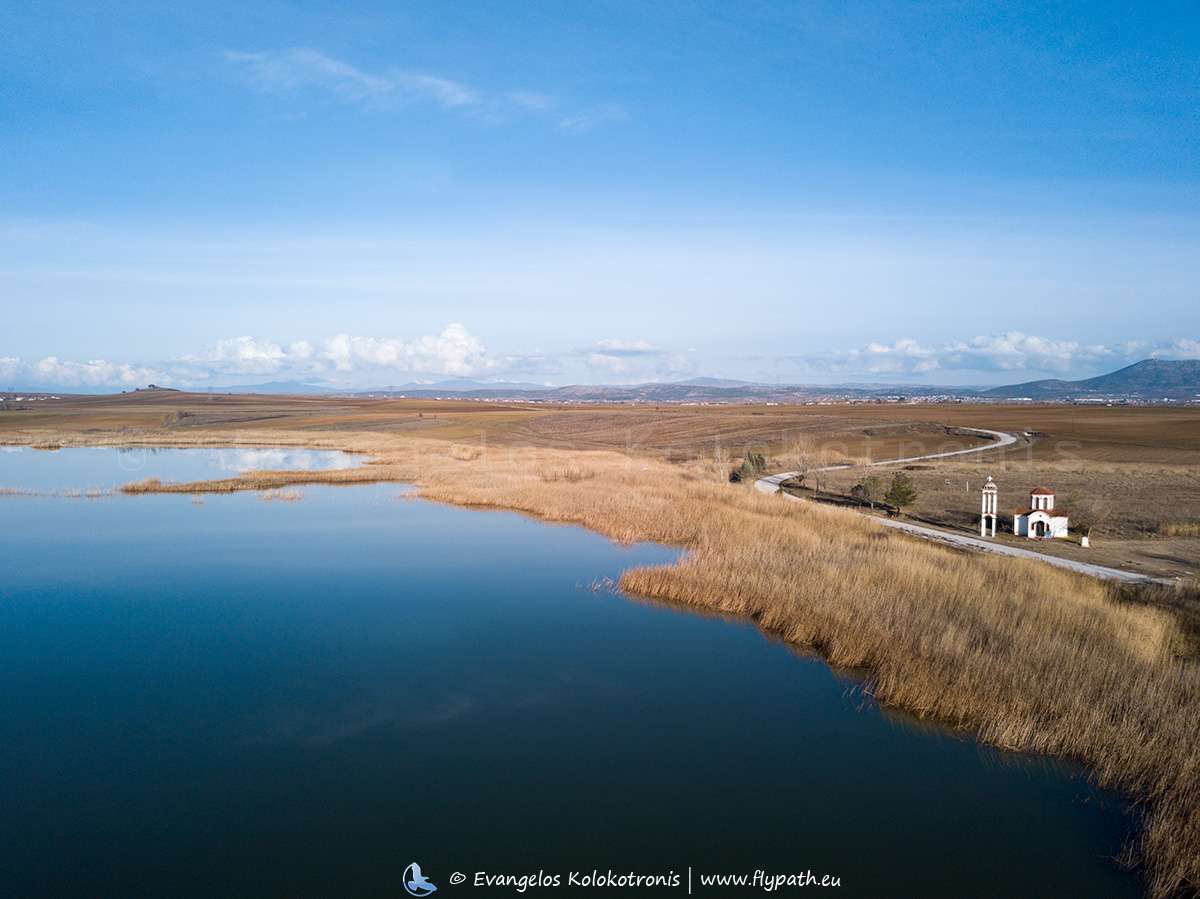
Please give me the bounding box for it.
[0,444,361,492]
[0,448,1140,898]
[209,447,361,472]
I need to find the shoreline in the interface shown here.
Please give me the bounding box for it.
[2,427,1198,897]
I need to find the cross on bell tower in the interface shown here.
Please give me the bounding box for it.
[980,476,998,537]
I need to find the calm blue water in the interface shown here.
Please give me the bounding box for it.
[0,449,1139,897]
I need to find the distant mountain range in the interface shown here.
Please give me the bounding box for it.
[981,359,1200,401]
[344,359,1196,403]
[8,359,1198,404]
[198,377,958,402]
[363,359,1200,403]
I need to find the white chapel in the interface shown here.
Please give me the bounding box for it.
[1013,486,1070,539]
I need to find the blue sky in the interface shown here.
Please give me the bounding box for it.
[2,1,1198,389]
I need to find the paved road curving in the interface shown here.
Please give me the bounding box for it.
[755,427,1169,585]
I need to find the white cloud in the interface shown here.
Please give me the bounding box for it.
[197,336,287,373]
[1152,338,1200,359]
[858,338,940,374]
[9,329,1195,392]
[557,103,629,133]
[322,323,489,376]
[587,338,661,374]
[225,48,476,109]
[289,339,315,360]
[944,332,1112,372]
[584,338,694,380]
[593,338,659,356]
[796,331,1198,379]
[225,48,388,100]
[179,325,493,379]
[31,356,167,387]
[391,72,477,108]
[506,91,554,112]
[1,325,497,389]
[0,324,499,389]
[585,352,631,374]
[225,49,625,132]
[180,336,316,377]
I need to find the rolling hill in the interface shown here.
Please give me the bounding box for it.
[983,359,1200,401]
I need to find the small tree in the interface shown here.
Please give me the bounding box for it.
[884,472,917,512]
[785,438,812,492]
[860,474,883,509]
[729,451,767,483]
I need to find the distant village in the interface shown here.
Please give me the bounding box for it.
[3,389,1196,408]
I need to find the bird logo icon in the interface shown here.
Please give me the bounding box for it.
[403,862,438,896]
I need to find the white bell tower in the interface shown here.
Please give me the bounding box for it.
[980,476,998,537]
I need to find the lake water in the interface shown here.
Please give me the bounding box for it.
[0,448,1139,897]
[0,444,361,493]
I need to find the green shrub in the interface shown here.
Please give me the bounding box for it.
[884,471,917,510]
[729,451,767,483]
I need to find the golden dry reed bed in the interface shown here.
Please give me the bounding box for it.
[8,428,1200,897]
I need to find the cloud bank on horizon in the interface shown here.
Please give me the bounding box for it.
[3,328,1198,391]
